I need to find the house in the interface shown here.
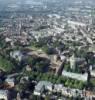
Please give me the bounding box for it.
[25,65,32,71]
[54,84,63,92]
[10,50,23,61]
[34,81,53,96]
[16,92,21,100]
[5,37,12,43]
[34,83,45,96]
[62,87,71,97]
[60,55,66,61]
[0,90,9,100]
[20,76,29,84]
[5,78,15,88]
[61,87,82,97]
[91,70,95,77]
[70,89,82,97]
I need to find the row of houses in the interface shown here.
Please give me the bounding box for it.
[34,81,85,99]
[34,81,95,99]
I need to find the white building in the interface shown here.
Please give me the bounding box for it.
[0,90,9,100]
[70,54,76,70]
[68,20,86,28]
[60,55,66,61]
[5,78,15,87]
[62,87,72,97]
[10,50,23,61]
[91,70,95,77]
[54,84,63,92]
[34,81,53,96]
[62,70,88,82]
[5,38,12,43]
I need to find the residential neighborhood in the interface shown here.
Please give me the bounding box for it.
[0,0,95,100]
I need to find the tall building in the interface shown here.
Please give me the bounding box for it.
[91,8,95,25]
[70,54,76,70]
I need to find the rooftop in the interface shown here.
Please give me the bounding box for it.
[35,81,53,92]
[62,70,88,81]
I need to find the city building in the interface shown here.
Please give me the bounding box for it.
[34,81,53,96]
[0,90,9,100]
[62,70,88,81]
[5,78,15,88]
[70,54,76,70]
[10,50,23,61]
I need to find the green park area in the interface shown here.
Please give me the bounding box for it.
[23,71,86,90]
[0,55,14,73]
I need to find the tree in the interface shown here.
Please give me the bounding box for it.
[27,56,35,65]
[64,63,70,72]
[16,83,27,92]
[0,56,14,73]
[45,95,50,100]
[56,77,62,84]
[65,79,70,87]
[78,81,84,89]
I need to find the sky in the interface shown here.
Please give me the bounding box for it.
[0,0,94,5]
